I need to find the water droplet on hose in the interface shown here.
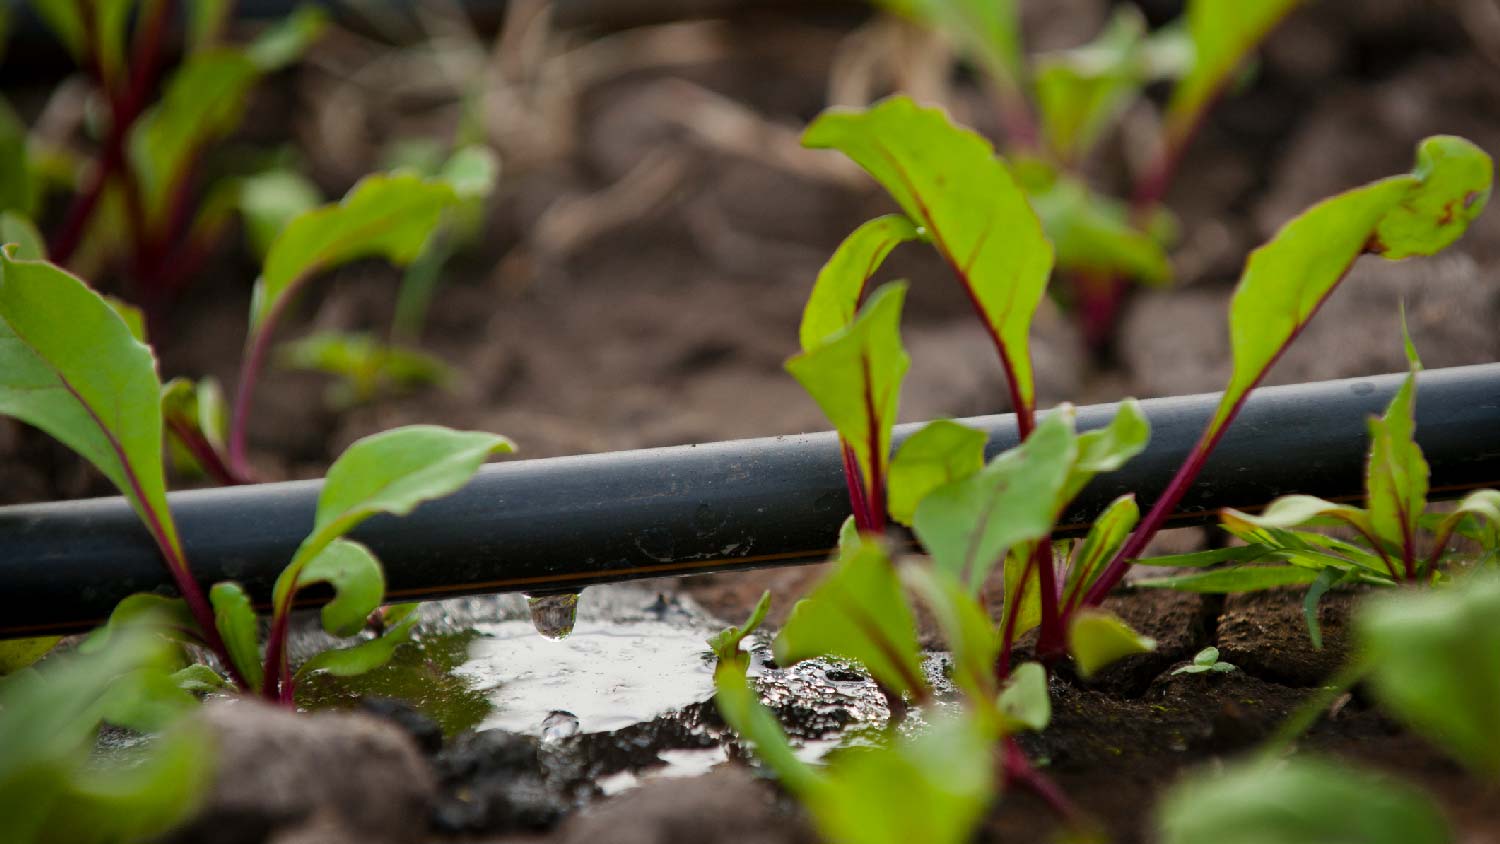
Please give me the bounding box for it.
[541,710,580,742]
[524,590,581,640]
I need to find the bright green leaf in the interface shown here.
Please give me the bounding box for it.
[294,603,420,680]
[1034,7,1150,160]
[0,101,33,216]
[712,643,821,797]
[887,419,986,526]
[877,0,1022,90]
[0,637,60,675]
[253,173,460,333]
[129,49,261,223]
[708,590,772,669]
[277,331,455,408]
[1366,370,1428,556]
[803,97,1054,414]
[1212,136,1491,438]
[808,714,997,844]
[1065,493,1138,601]
[1165,0,1305,143]
[786,282,909,510]
[1156,756,1450,844]
[997,661,1050,733]
[1223,495,1375,536]
[1432,488,1500,558]
[773,540,927,698]
[1064,400,1150,505]
[1025,173,1174,285]
[210,582,263,694]
[0,251,183,562]
[903,564,997,703]
[1358,574,1500,778]
[799,215,919,352]
[913,412,1075,592]
[277,538,384,638]
[1135,565,1323,593]
[170,664,227,693]
[245,6,327,71]
[0,212,44,261]
[1131,544,1279,568]
[1068,608,1156,678]
[439,145,500,202]
[239,169,322,259]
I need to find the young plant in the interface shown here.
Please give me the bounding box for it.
[1134,330,1500,646]
[18,2,326,297]
[0,613,212,844]
[1170,646,1234,677]
[159,167,474,483]
[0,246,512,702]
[871,0,1307,351]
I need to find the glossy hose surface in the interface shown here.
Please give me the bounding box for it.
[2,364,1498,636]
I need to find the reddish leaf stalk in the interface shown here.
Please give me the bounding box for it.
[1002,738,1085,829]
[860,356,887,534]
[228,272,315,477]
[841,441,873,532]
[165,414,245,486]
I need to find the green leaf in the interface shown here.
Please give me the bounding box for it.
[1065,493,1138,601]
[439,145,501,202]
[0,637,60,675]
[245,5,326,71]
[0,101,34,216]
[209,582,262,693]
[312,425,512,540]
[170,664,227,693]
[187,0,231,51]
[1067,608,1156,678]
[1064,399,1150,505]
[913,412,1075,593]
[89,594,199,651]
[281,539,384,637]
[294,603,420,680]
[1025,173,1173,285]
[809,714,998,844]
[887,419,986,527]
[1132,544,1279,568]
[239,169,322,259]
[878,0,1022,88]
[1223,494,1375,537]
[0,251,183,562]
[786,282,909,510]
[276,426,512,618]
[708,590,772,668]
[712,644,821,797]
[1358,575,1500,778]
[1213,136,1491,436]
[1432,488,1500,557]
[1034,7,1151,161]
[161,376,229,454]
[803,97,1054,414]
[773,540,927,698]
[1302,567,1346,649]
[799,215,919,352]
[129,49,261,223]
[902,564,998,703]
[997,661,1050,733]
[1164,0,1306,143]
[1366,369,1428,557]
[277,331,455,408]
[1135,565,1322,593]
[1156,756,1450,844]
[0,211,43,261]
[253,173,460,333]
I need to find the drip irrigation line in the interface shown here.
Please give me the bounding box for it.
[2,364,1499,637]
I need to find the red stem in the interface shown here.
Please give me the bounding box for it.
[1002,738,1085,829]
[841,441,872,532]
[861,356,887,534]
[228,272,313,476]
[166,414,247,486]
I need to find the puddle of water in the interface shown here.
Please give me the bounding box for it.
[595,746,729,796]
[456,618,718,734]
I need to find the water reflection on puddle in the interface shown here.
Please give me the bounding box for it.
[456,618,719,734]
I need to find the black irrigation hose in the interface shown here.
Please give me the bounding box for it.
[2,364,1499,638]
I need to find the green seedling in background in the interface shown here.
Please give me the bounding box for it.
[14,2,326,295]
[872,0,1307,352]
[1170,647,1234,677]
[0,247,512,701]
[1136,330,1500,648]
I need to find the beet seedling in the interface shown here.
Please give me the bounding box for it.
[0,246,512,702]
[15,2,325,298]
[870,0,1306,351]
[718,93,1491,831]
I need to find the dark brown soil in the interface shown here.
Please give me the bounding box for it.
[6,0,1500,841]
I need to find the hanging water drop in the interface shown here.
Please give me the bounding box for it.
[524,589,582,640]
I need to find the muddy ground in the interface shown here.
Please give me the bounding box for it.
[6,0,1500,841]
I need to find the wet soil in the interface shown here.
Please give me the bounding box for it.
[7,0,1500,841]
